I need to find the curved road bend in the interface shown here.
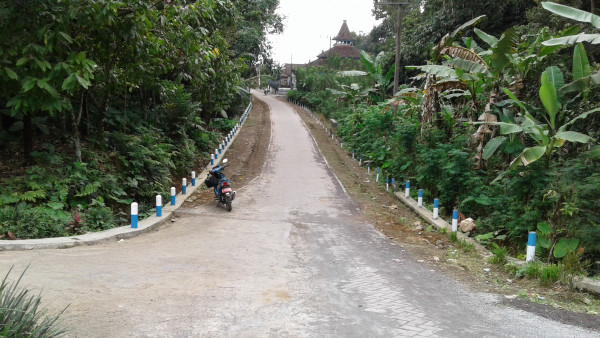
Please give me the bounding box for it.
[0,91,596,337]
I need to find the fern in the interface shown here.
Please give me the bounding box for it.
[19,190,47,202]
[75,181,101,197]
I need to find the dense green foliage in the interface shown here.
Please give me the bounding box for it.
[0,0,281,239]
[292,1,600,272]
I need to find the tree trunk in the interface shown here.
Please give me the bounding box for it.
[71,93,84,162]
[23,114,33,162]
[592,0,596,12]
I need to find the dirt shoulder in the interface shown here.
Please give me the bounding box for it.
[288,99,600,329]
[183,96,271,208]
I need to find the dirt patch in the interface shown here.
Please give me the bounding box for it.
[184,96,271,208]
[288,99,600,326]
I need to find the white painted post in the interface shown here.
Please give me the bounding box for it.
[368,165,370,175]
[418,189,423,207]
[191,171,196,186]
[131,202,138,228]
[433,198,439,220]
[170,187,176,205]
[526,231,536,262]
[156,195,162,217]
[452,210,458,232]
[405,180,410,198]
[182,178,187,195]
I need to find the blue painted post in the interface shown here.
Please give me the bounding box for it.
[526,232,537,262]
[405,180,410,198]
[191,171,196,186]
[156,195,162,217]
[182,178,187,195]
[433,198,439,219]
[218,146,222,155]
[215,149,218,160]
[376,168,380,183]
[131,202,138,228]
[452,209,458,232]
[386,177,389,191]
[418,189,423,207]
[211,154,214,166]
[222,140,226,150]
[170,187,176,205]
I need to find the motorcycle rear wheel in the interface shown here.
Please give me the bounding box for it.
[225,195,232,212]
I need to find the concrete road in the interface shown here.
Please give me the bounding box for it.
[0,92,597,337]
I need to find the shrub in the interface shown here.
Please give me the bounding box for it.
[0,267,66,337]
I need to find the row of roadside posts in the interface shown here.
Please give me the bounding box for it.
[129,103,252,229]
[289,99,538,263]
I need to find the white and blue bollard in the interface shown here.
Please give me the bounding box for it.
[170,187,176,205]
[526,231,536,262]
[182,178,187,195]
[218,146,222,155]
[433,198,439,219]
[211,154,215,166]
[405,180,410,198]
[156,195,162,217]
[131,202,138,228]
[386,177,389,191]
[418,189,423,207]
[376,168,380,183]
[452,209,458,232]
[191,171,196,186]
[215,149,219,159]
[222,140,226,150]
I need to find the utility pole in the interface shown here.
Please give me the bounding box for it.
[374,1,409,98]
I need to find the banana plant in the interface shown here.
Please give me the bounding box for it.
[541,2,600,46]
[482,64,599,167]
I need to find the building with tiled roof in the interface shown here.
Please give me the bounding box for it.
[309,21,361,66]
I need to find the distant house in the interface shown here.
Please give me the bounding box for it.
[309,20,361,66]
[280,63,305,88]
[279,21,361,87]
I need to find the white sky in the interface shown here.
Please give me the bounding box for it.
[267,0,382,65]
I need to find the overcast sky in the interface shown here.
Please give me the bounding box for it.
[267,0,382,65]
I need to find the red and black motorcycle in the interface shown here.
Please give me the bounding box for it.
[205,159,236,211]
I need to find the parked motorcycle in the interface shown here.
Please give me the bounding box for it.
[205,159,236,211]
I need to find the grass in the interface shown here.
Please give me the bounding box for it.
[0,267,67,337]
